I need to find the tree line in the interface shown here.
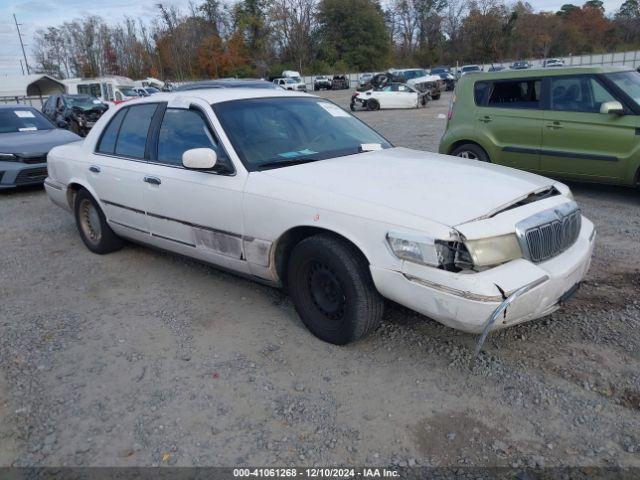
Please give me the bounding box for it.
[31,0,640,81]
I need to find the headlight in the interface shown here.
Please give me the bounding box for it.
[0,153,17,161]
[464,234,522,267]
[386,232,473,271]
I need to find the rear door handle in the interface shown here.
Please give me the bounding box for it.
[89,165,100,173]
[546,121,563,129]
[477,116,492,123]
[143,176,161,186]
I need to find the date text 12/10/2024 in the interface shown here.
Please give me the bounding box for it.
[233,468,400,478]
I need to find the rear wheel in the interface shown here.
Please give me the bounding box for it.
[451,143,490,162]
[287,234,384,345]
[74,189,123,254]
[367,99,380,111]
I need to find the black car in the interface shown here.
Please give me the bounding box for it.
[437,72,456,91]
[430,66,450,75]
[42,94,108,137]
[331,75,350,90]
[175,79,279,91]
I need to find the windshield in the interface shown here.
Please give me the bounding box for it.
[401,70,427,79]
[606,71,640,107]
[120,87,138,97]
[65,95,102,108]
[0,108,54,133]
[213,97,392,171]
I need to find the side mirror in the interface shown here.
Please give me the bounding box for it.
[600,101,624,115]
[57,119,69,128]
[182,148,217,170]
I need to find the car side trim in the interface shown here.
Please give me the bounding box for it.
[145,211,242,239]
[151,233,196,248]
[102,199,146,215]
[100,198,272,263]
[43,179,63,191]
[502,146,618,162]
[109,219,150,235]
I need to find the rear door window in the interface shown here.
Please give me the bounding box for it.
[114,104,158,159]
[96,108,128,154]
[487,79,541,109]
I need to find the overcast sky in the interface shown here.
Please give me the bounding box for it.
[0,0,626,77]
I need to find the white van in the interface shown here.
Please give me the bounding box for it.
[64,76,139,105]
[281,70,307,92]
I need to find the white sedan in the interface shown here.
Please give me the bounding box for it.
[350,83,426,111]
[45,89,595,350]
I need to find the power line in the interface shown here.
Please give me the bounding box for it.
[13,13,30,75]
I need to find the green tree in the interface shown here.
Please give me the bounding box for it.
[317,0,390,71]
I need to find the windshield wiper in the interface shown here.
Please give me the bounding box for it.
[257,158,319,171]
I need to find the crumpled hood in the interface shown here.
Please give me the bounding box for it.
[260,147,555,227]
[0,129,81,156]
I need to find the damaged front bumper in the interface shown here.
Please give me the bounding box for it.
[370,216,595,334]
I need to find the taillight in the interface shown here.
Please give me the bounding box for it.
[447,92,456,121]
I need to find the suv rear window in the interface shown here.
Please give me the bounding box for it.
[478,79,541,109]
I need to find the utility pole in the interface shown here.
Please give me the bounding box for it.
[13,14,30,75]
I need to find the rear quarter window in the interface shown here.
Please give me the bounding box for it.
[474,81,490,105]
[486,79,541,109]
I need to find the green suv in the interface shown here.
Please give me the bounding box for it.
[439,66,640,186]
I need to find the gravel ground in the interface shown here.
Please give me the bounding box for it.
[1,90,639,469]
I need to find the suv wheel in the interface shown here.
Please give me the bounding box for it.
[451,143,490,162]
[74,188,123,254]
[287,234,384,345]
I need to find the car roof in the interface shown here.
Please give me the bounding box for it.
[118,88,311,106]
[175,79,277,91]
[467,65,632,80]
[0,104,37,110]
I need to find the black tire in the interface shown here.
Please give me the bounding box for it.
[366,99,380,111]
[74,188,123,254]
[349,102,356,112]
[451,143,490,162]
[432,94,441,100]
[287,234,384,345]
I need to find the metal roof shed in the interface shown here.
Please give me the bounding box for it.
[0,75,65,98]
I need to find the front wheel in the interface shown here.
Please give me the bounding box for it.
[366,99,380,111]
[287,234,384,345]
[74,189,123,254]
[451,143,490,162]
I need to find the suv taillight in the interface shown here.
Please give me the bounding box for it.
[447,92,457,121]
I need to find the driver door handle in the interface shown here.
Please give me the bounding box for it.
[143,176,161,186]
[477,115,492,123]
[546,121,563,129]
[89,165,100,173]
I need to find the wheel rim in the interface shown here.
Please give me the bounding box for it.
[307,262,346,321]
[457,150,478,160]
[79,198,102,244]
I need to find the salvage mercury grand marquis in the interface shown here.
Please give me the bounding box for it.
[44,89,595,348]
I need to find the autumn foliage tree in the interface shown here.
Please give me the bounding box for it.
[31,0,640,80]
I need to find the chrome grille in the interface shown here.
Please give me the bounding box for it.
[516,202,582,263]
